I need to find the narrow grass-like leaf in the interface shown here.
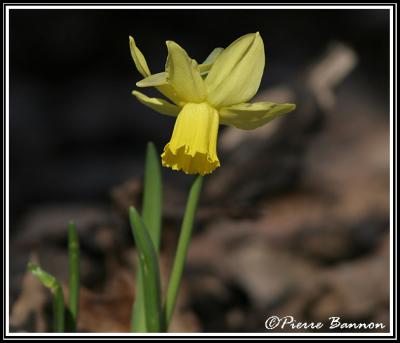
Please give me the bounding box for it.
[129,207,164,332]
[164,176,203,328]
[131,267,146,332]
[68,220,80,331]
[142,141,162,251]
[27,262,65,332]
[131,142,163,332]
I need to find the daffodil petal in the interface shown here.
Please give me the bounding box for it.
[219,101,296,130]
[136,73,184,106]
[156,85,183,106]
[206,32,265,108]
[136,72,168,87]
[198,64,211,76]
[135,72,183,105]
[199,47,224,76]
[203,47,224,65]
[161,102,220,175]
[129,37,183,105]
[129,36,151,77]
[165,41,207,103]
[132,90,180,117]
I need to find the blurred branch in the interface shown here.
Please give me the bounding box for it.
[308,42,358,110]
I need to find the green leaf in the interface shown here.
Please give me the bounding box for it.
[131,266,146,332]
[68,220,80,332]
[27,262,65,332]
[142,142,163,252]
[129,207,164,332]
[131,142,163,332]
[164,176,203,328]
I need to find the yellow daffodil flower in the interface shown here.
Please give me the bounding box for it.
[130,33,295,175]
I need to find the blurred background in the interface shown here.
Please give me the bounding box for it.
[9,8,391,333]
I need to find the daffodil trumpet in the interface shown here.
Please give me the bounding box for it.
[130,33,295,175]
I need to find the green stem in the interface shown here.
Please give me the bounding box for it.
[53,284,65,332]
[68,220,80,331]
[164,176,203,328]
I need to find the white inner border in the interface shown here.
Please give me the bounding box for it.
[4,4,396,338]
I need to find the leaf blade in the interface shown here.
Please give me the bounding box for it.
[27,262,65,332]
[68,220,80,332]
[131,142,163,332]
[129,207,164,332]
[142,142,163,251]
